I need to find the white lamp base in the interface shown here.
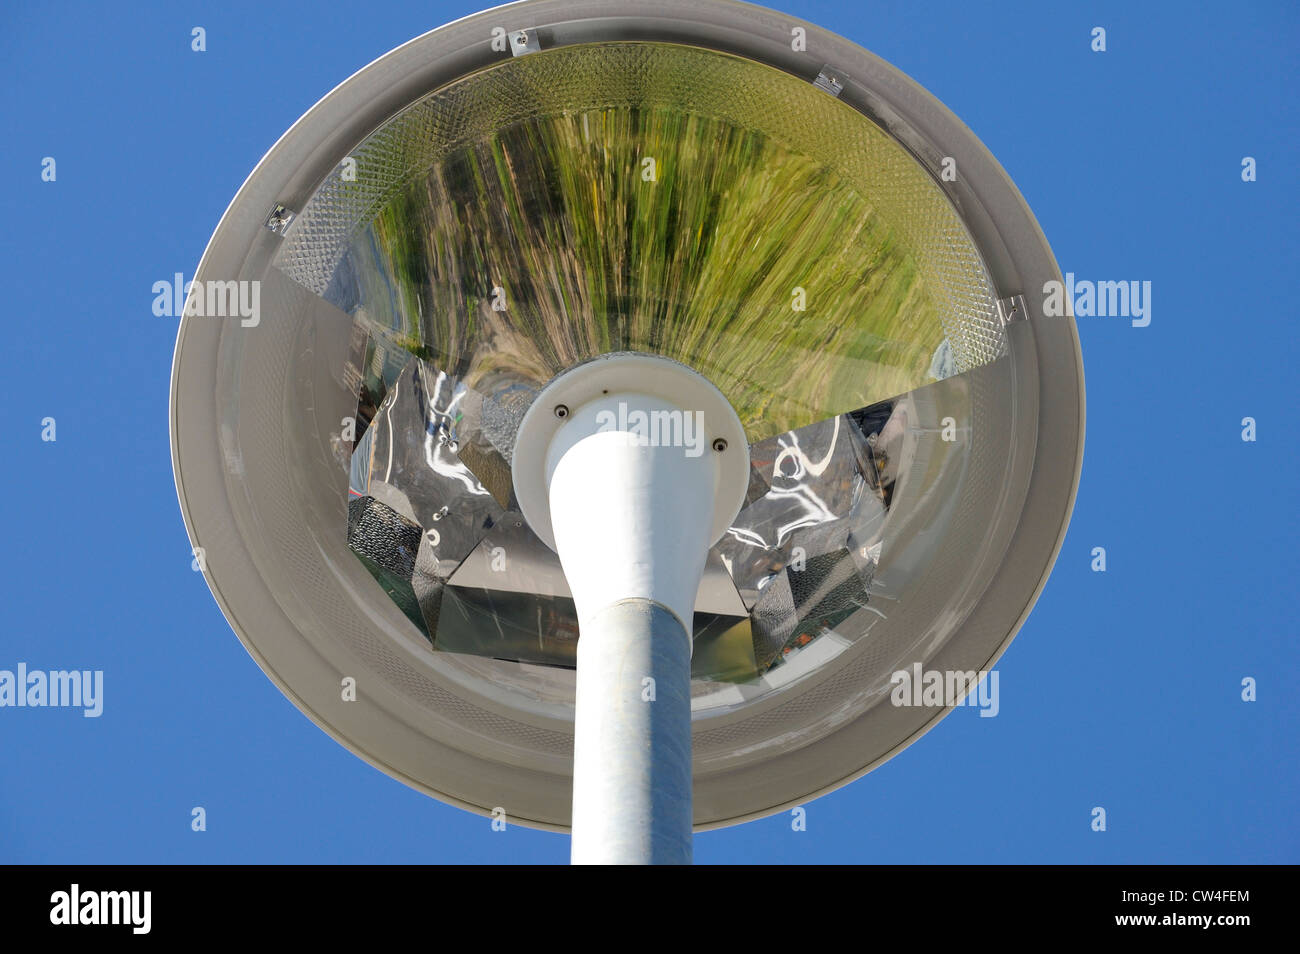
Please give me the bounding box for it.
[512,355,747,864]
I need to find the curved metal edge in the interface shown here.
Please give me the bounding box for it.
[170,0,1085,834]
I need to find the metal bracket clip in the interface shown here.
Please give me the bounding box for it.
[265,203,296,235]
[510,28,541,57]
[813,66,845,98]
[996,294,1029,326]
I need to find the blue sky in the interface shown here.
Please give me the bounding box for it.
[1,0,1296,863]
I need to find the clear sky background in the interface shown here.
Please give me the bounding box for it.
[1,0,1296,864]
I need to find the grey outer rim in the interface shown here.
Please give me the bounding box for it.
[170,0,1085,833]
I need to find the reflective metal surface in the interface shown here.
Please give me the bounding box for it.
[278,41,1009,693]
[346,331,980,695]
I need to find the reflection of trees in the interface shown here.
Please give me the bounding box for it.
[353,105,943,439]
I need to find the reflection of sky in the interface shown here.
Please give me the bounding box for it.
[928,338,954,380]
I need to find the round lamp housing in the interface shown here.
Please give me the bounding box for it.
[171,0,1084,831]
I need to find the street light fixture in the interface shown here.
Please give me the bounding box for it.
[170,0,1084,864]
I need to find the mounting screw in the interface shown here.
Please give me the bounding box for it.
[509,27,540,57]
[712,437,728,452]
[554,404,569,419]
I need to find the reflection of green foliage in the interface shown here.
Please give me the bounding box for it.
[351,104,942,438]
